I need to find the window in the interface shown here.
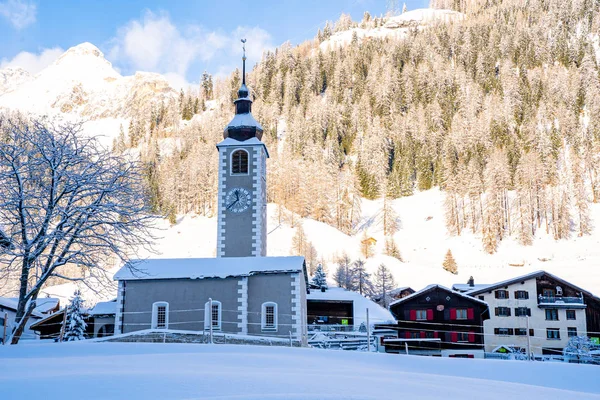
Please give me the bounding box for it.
[416,309,428,320]
[568,327,577,338]
[410,331,421,339]
[515,290,529,300]
[151,302,169,329]
[231,149,249,174]
[456,309,467,320]
[261,302,278,331]
[495,290,509,299]
[566,310,576,320]
[456,332,469,342]
[204,300,222,330]
[542,288,555,298]
[515,307,531,317]
[495,328,513,336]
[515,328,528,336]
[529,329,534,337]
[545,309,559,321]
[478,296,484,301]
[495,307,511,317]
[546,328,560,340]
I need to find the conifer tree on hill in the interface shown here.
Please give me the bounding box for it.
[442,249,458,275]
[312,264,328,290]
[63,290,87,342]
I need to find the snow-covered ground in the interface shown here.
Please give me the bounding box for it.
[0,342,598,399]
[40,188,600,306]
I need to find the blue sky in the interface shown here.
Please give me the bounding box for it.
[0,0,428,86]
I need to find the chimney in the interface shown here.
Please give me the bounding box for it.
[468,276,475,287]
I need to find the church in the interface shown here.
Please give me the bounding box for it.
[113,47,308,344]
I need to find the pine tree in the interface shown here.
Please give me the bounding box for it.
[374,263,396,308]
[63,290,87,341]
[442,249,458,275]
[312,264,328,290]
[384,236,403,261]
[352,259,374,296]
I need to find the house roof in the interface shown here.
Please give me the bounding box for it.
[114,256,306,281]
[452,283,492,293]
[389,284,489,308]
[464,270,600,298]
[307,287,395,324]
[87,300,117,316]
[0,297,45,318]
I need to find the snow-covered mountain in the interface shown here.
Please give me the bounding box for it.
[0,43,177,143]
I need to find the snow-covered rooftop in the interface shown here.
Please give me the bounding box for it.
[307,287,395,325]
[389,284,489,308]
[114,256,305,281]
[224,113,264,133]
[452,283,492,293]
[87,300,117,316]
[0,297,44,318]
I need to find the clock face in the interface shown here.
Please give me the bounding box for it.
[225,187,251,213]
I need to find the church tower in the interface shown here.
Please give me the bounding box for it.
[216,41,268,258]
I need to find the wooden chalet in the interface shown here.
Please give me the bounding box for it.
[375,285,490,358]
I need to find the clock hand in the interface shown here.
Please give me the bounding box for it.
[226,199,238,210]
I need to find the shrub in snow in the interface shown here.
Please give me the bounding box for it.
[564,335,596,363]
[63,290,87,341]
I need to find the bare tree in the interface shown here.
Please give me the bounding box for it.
[0,116,155,344]
[373,263,396,308]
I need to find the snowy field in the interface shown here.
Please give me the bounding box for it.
[1,342,599,399]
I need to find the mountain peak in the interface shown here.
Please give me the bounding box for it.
[57,42,105,63]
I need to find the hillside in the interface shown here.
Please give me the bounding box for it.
[40,189,600,307]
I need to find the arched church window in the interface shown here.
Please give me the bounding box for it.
[231,149,249,174]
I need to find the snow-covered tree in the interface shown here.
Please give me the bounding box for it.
[564,335,595,363]
[311,264,328,290]
[373,263,396,308]
[63,290,87,341]
[0,116,155,344]
[442,249,458,275]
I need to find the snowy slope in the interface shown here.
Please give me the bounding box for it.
[1,342,599,399]
[41,190,600,307]
[320,8,465,51]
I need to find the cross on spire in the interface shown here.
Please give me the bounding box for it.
[241,38,247,85]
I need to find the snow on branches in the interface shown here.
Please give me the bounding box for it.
[0,115,156,344]
[63,290,87,341]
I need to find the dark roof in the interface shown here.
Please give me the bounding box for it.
[389,284,489,308]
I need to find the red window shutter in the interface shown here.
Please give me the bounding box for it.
[420,331,425,339]
[450,308,457,320]
[451,332,458,342]
[410,310,417,321]
[434,331,439,338]
[405,332,410,339]
[467,308,474,320]
[427,309,434,320]
[468,331,475,342]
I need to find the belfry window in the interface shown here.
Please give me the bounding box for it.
[231,150,248,174]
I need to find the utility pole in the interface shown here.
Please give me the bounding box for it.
[2,312,7,345]
[209,298,213,344]
[366,308,371,352]
[526,316,531,361]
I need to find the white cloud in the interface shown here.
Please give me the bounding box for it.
[0,47,64,74]
[0,0,36,29]
[108,11,274,87]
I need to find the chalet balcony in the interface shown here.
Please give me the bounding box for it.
[537,295,586,309]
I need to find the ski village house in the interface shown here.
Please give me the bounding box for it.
[112,53,308,344]
[457,271,600,357]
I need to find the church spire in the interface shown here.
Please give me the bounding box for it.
[223,38,263,141]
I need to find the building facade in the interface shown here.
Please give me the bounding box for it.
[464,271,597,357]
[112,51,308,344]
[376,285,490,358]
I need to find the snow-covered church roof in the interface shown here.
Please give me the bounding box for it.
[114,256,305,281]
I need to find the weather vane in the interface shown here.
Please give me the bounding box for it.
[241,38,247,60]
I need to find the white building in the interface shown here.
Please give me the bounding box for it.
[460,271,600,357]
